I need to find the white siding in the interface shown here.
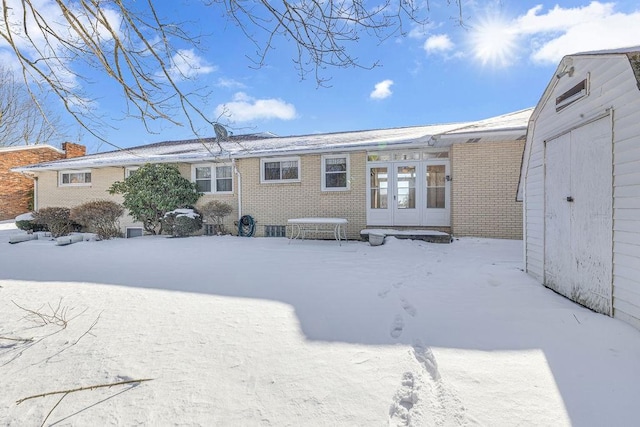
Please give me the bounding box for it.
[524,53,640,329]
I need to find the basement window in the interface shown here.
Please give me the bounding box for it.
[126,227,143,238]
[556,78,588,112]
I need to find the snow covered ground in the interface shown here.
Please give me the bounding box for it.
[1,220,639,426]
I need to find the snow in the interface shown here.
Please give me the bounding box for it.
[165,208,200,219]
[1,220,640,426]
[14,212,33,222]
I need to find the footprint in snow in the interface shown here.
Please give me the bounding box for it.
[378,287,391,298]
[390,314,404,338]
[400,298,417,317]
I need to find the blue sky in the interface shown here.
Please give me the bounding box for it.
[4,1,640,152]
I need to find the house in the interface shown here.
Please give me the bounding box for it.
[0,142,86,221]
[518,46,640,330]
[13,109,531,240]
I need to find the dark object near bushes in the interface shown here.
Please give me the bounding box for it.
[32,207,78,237]
[162,208,203,237]
[16,218,48,232]
[70,200,124,240]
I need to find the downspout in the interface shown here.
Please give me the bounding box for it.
[32,176,38,211]
[233,159,242,220]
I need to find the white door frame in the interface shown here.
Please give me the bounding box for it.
[366,160,451,227]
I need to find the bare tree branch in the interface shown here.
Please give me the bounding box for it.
[0,0,462,146]
[16,378,154,405]
[0,66,67,146]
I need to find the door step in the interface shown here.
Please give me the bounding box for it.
[360,228,452,244]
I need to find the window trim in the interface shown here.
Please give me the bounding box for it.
[59,169,92,187]
[260,156,301,183]
[125,166,139,178]
[191,163,234,194]
[321,154,350,191]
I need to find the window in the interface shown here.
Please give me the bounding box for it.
[125,167,139,178]
[191,163,233,193]
[260,157,300,183]
[322,154,350,191]
[126,227,143,238]
[59,170,91,186]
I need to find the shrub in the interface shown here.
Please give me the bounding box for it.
[200,200,233,234]
[70,200,124,240]
[15,212,48,232]
[162,208,203,237]
[109,163,201,235]
[32,207,75,237]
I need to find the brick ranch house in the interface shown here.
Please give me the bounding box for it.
[0,142,86,221]
[13,109,531,240]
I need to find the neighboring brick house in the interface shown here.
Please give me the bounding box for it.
[13,109,530,239]
[0,143,86,220]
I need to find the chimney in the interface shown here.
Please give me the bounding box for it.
[62,142,86,159]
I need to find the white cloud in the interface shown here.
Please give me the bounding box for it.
[522,6,640,64]
[214,92,297,122]
[215,77,247,89]
[166,49,217,81]
[424,34,454,54]
[370,80,394,100]
[469,2,640,67]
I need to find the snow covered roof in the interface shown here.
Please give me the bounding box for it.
[0,144,64,155]
[14,108,533,172]
[572,45,640,56]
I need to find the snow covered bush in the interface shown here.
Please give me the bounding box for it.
[15,212,48,232]
[200,200,233,234]
[162,208,203,237]
[70,200,124,240]
[108,164,201,235]
[32,207,77,237]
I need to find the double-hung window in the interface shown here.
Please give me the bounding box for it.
[260,157,300,183]
[59,170,92,187]
[322,154,349,191]
[192,163,233,194]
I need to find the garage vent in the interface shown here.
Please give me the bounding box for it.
[265,225,286,237]
[556,78,588,111]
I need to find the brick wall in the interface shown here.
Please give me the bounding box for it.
[0,146,63,220]
[451,140,524,239]
[238,152,367,239]
[35,157,369,239]
[62,142,87,158]
[37,167,144,230]
[1,143,87,220]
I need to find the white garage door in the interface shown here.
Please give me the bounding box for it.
[544,116,613,314]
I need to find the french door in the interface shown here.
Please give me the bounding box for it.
[367,161,450,227]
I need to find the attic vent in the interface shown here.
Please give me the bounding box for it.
[465,138,481,143]
[265,225,286,237]
[556,78,588,111]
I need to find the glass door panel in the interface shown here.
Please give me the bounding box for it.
[426,165,446,209]
[370,167,388,209]
[396,166,416,209]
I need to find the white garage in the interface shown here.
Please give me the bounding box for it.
[518,46,640,330]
